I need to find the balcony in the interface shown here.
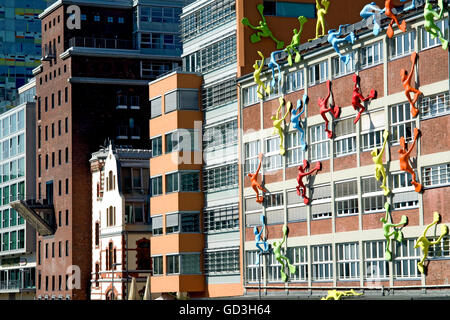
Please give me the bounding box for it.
[41,44,56,62]
[10,197,55,236]
[69,37,135,50]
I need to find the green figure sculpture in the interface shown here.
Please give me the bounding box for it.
[415,212,449,274]
[242,4,284,49]
[285,16,308,66]
[272,97,292,156]
[381,202,408,261]
[253,51,270,99]
[321,289,363,300]
[272,225,296,282]
[423,0,448,51]
[309,0,330,41]
[371,129,390,196]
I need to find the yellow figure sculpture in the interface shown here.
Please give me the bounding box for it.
[253,51,270,100]
[371,129,390,196]
[321,289,363,300]
[309,0,330,41]
[272,97,292,156]
[415,212,449,274]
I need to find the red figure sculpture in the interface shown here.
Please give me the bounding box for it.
[351,74,376,124]
[399,128,422,193]
[248,153,267,203]
[385,0,407,38]
[318,80,341,139]
[296,160,322,205]
[401,52,422,118]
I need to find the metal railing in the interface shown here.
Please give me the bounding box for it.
[69,37,135,50]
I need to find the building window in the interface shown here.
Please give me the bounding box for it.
[332,52,355,78]
[421,19,448,50]
[309,124,330,161]
[264,137,282,171]
[242,85,258,106]
[150,176,162,197]
[311,184,332,220]
[390,102,416,144]
[165,129,199,153]
[152,215,163,235]
[286,131,305,167]
[203,120,237,151]
[428,236,450,259]
[393,239,420,279]
[244,140,260,175]
[422,163,450,188]
[204,249,239,274]
[245,251,262,283]
[95,222,99,247]
[202,78,237,110]
[362,176,386,213]
[389,30,415,59]
[166,255,180,274]
[107,17,113,23]
[166,213,179,233]
[312,244,333,281]
[150,96,162,118]
[94,15,100,22]
[337,242,360,280]
[136,239,150,270]
[151,136,162,157]
[335,180,358,216]
[164,89,199,112]
[333,118,356,157]
[106,206,116,227]
[166,171,200,193]
[364,240,389,280]
[420,92,450,119]
[360,41,383,69]
[125,203,147,224]
[287,246,308,281]
[267,250,284,282]
[204,205,239,232]
[286,68,304,92]
[203,163,238,192]
[308,60,328,86]
[361,115,385,152]
[391,172,419,210]
[118,17,124,24]
[152,256,163,275]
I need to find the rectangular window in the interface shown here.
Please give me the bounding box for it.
[65,87,68,103]
[308,60,328,86]
[165,172,179,193]
[335,180,358,216]
[203,163,238,192]
[360,41,383,69]
[337,243,360,280]
[264,137,282,171]
[167,255,180,274]
[390,102,416,144]
[242,85,258,106]
[202,78,237,110]
[180,171,199,192]
[421,19,449,50]
[393,239,420,279]
[391,172,419,209]
[332,52,355,78]
[166,213,179,234]
[150,176,162,197]
[361,110,385,151]
[58,90,61,106]
[165,129,199,153]
[267,250,283,282]
[422,163,450,188]
[244,141,260,175]
[245,251,262,283]
[365,241,389,280]
[389,31,415,59]
[286,131,305,167]
[333,118,356,157]
[420,92,450,119]
[287,246,308,281]
[204,205,239,232]
[181,212,200,233]
[362,176,386,213]
[204,249,240,274]
[286,69,304,92]
[152,215,163,235]
[150,97,162,118]
[312,244,333,281]
[309,124,329,161]
[152,256,163,275]
[428,235,450,259]
[203,120,237,151]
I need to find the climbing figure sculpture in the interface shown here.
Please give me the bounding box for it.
[371,129,390,196]
[272,97,292,156]
[296,160,322,205]
[399,128,422,193]
[415,212,449,274]
[285,16,308,66]
[268,50,284,91]
[360,2,385,36]
[351,74,377,124]
[385,0,407,38]
[423,0,448,50]
[318,80,341,139]
[241,4,284,49]
[309,0,330,41]
[272,225,296,282]
[254,215,269,265]
[381,202,408,261]
[290,94,308,151]
[321,289,363,300]
[327,24,356,65]
[253,51,270,99]
[401,52,422,118]
[247,153,267,203]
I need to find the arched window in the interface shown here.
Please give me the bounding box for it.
[136,239,150,270]
[95,222,99,246]
[108,171,113,190]
[107,242,114,270]
[106,207,109,226]
[95,263,100,287]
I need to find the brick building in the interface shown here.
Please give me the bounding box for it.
[238,2,450,297]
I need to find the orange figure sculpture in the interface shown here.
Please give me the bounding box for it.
[401,52,422,118]
[385,0,407,38]
[351,74,376,124]
[399,128,422,193]
[318,80,341,139]
[247,153,267,203]
[296,160,322,205]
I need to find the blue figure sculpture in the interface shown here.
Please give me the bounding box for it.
[268,50,284,91]
[327,25,356,65]
[360,2,385,36]
[254,214,269,265]
[400,0,416,11]
[291,94,308,151]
